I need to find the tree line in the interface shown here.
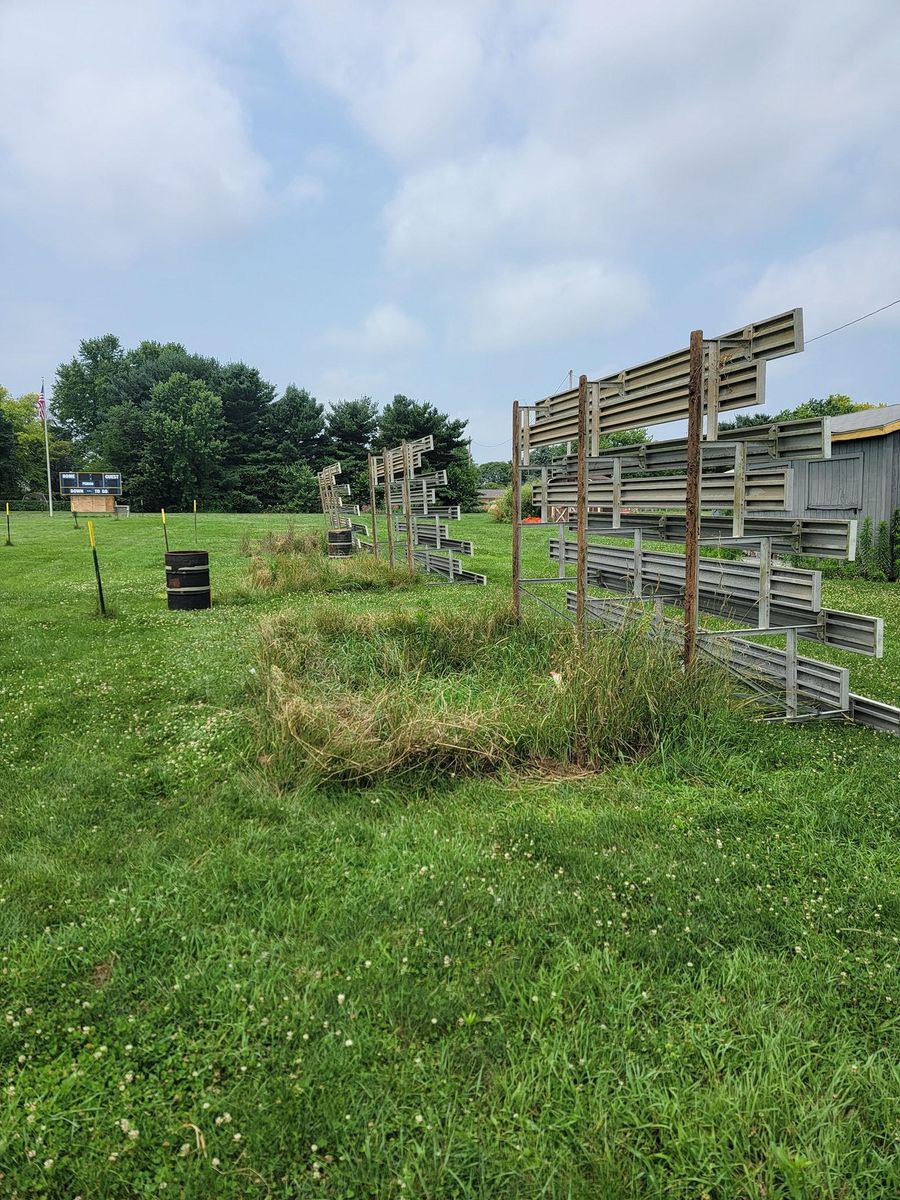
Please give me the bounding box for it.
[2,334,874,513]
[1,335,481,512]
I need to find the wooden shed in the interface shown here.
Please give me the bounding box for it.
[70,494,116,515]
[755,403,900,526]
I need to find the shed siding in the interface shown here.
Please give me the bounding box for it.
[752,431,900,525]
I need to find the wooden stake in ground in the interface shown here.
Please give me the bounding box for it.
[575,375,588,646]
[193,499,198,543]
[4,501,10,546]
[161,508,169,553]
[683,330,703,668]
[511,400,521,620]
[87,520,107,616]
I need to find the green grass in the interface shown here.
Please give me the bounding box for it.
[1,511,898,1199]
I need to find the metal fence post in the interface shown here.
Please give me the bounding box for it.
[383,448,395,567]
[683,330,703,669]
[576,375,588,647]
[758,537,772,628]
[367,454,379,558]
[512,401,522,620]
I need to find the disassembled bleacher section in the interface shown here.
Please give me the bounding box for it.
[514,308,898,735]
[363,436,486,584]
[316,462,368,554]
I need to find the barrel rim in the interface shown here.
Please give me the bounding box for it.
[165,549,209,563]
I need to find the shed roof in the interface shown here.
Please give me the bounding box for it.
[831,402,900,441]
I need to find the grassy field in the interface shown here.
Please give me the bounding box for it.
[1,510,898,1199]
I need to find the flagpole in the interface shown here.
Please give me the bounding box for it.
[41,377,54,517]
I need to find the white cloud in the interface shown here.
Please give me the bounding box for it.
[316,366,385,403]
[467,258,651,351]
[742,229,900,336]
[324,303,426,355]
[276,0,900,276]
[284,174,326,205]
[0,0,268,261]
[276,0,498,161]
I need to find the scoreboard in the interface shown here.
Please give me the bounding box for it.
[59,471,123,496]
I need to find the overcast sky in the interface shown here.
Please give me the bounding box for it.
[2,0,899,454]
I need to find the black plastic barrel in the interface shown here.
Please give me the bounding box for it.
[326,529,353,558]
[165,550,211,610]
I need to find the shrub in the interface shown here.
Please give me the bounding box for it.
[875,519,893,581]
[859,516,875,579]
[489,482,535,522]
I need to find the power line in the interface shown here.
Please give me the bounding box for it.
[806,297,900,344]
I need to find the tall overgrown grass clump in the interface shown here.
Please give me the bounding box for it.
[254,604,744,786]
[241,528,422,595]
[240,527,325,557]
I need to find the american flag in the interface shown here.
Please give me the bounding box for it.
[37,381,46,423]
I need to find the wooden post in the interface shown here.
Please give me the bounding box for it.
[382,449,395,567]
[193,498,198,543]
[576,374,588,646]
[683,330,703,669]
[511,401,522,620]
[161,508,169,553]
[4,501,10,546]
[540,466,549,523]
[732,443,747,538]
[589,384,600,458]
[632,528,643,598]
[785,626,798,718]
[706,340,720,441]
[401,441,414,572]
[367,455,379,558]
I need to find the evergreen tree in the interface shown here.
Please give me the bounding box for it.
[377,394,479,510]
[283,463,322,512]
[215,362,277,505]
[0,402,16,497]
[325,397,379,504]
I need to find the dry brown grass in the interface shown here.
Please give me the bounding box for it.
[253,605,743,787]
[242,533,422,596]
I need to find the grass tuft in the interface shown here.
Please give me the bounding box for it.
[240,526,324,557]
[255,604,745,786]
[243,537,422,596]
